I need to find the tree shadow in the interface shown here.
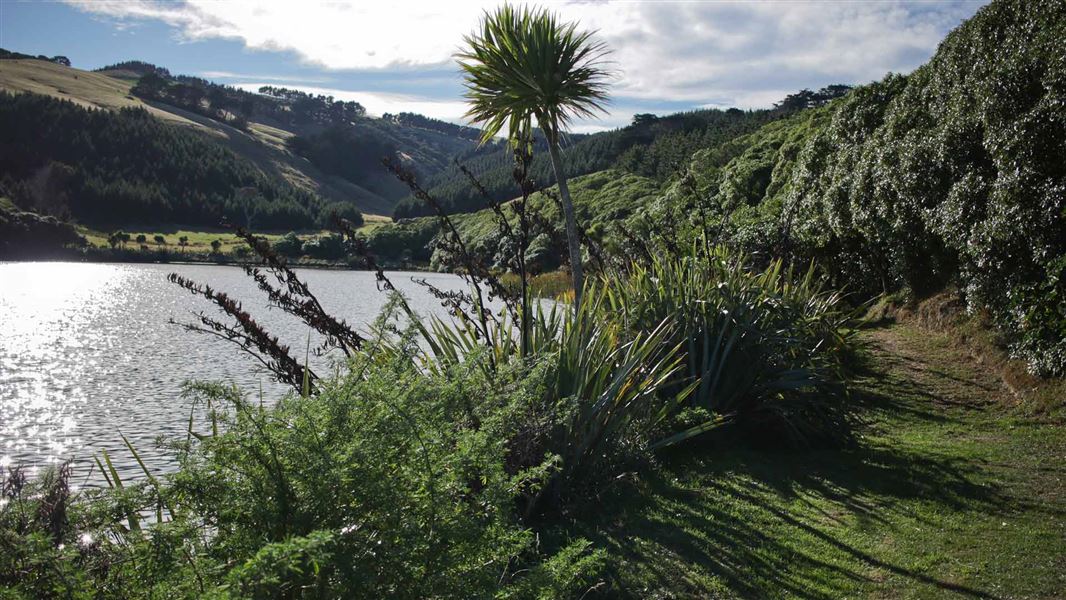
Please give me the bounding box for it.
[570,439,1010,599]
[561,341,1027,598]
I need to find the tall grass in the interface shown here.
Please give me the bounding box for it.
[389,287,692,514]
[606,250,857,447]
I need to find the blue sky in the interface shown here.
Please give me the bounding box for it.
[1,0,987,132]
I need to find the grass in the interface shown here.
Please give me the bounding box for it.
[77,227,306,254]
[563,320,1065,598]
[76,223,388,255]
[500,269,573,299]
[0,58,199,127]
[358,212,393,232]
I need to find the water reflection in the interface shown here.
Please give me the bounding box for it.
[0,262,484,486]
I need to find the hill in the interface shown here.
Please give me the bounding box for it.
[391,106,789,219]
[366,169,660,268]
[628,0,1065,375]
[0,58,198,127]
[0,91,338,229]
[0,57,481,218]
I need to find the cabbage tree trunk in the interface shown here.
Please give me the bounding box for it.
[546,140,583,310]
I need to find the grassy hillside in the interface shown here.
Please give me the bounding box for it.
[365,169,661,268]
[0,57,474,218]
[0,59,197,126]
[392,107,784,219]
[637,0,1065,376]
[0,58,399,217]
[0,92,341,229]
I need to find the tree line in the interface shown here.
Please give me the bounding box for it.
[0,92,359,229]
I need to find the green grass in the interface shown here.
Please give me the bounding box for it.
[78,227,298,254]
[564,321,1065,598]
[76,224,387,255]
[452,169,661,239]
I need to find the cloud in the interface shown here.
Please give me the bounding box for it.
[232,83,470,122]
[199,71,329,84]
[66,0,986,111]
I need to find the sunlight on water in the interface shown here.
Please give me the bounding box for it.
[0,262,483,486]
[0,263,133,476]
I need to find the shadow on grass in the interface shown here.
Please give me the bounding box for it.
[570,443,1006,599]
[563,340,1013,598]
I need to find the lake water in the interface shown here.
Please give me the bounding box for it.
[0,262,487,488]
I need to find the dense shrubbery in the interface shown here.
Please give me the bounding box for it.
[647,0,1065,375]
[608,253,856,447]
[787,0,1066,374]
[0,92,357,229]
[0,198,85,258]
[0,358,605,598]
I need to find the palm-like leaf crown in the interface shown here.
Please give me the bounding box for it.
[457,4,611,147]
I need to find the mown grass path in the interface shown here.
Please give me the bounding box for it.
[578,322,1065,598]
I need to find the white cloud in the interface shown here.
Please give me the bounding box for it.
[232,83,470,122]
[67,0,985,110]
[199,71,329,84]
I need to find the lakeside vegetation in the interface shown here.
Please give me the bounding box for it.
[1,0,1064,598]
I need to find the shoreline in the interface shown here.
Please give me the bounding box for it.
[0,246,432,272]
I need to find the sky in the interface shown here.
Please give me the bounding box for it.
[1,0,987,133]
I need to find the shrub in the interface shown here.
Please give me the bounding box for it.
[0,356,606,598]
[399,290,691,514]
[784,0,1066,374]
[604,250,857,448]
[301,233,346,260]
[272,231,303,257]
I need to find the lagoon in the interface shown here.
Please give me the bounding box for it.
[0,262,480,487]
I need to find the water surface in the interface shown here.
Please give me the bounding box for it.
[0,262,482,486]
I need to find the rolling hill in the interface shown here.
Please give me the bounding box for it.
[0,57,480,218]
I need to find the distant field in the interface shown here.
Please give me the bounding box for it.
[77,221,389,255]
[358,213,392,232]
[78,227,302,254]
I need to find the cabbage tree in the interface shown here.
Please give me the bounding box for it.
[457,4,611,309]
